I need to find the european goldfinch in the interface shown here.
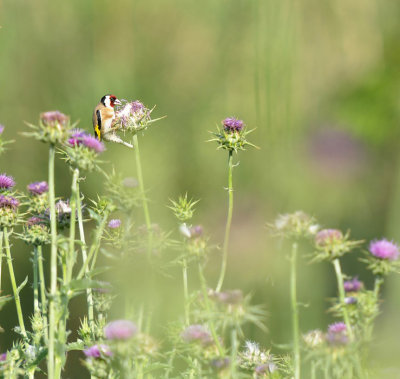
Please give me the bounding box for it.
[93,94,133,148]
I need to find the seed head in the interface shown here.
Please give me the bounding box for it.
[104,320,138,340]
[369,239,399,261]
[0,174,15,190]
[27,181,49,195]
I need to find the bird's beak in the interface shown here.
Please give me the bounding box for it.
[114,99,122,106]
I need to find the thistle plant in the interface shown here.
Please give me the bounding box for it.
[210,117,256,293]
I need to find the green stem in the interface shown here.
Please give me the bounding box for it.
[3,228,26,337]
[332,258,354,340]
[182,258,190,325]
[290,242,300,379]
[33,246,39,314]
[230,328,238,378]
[47,144,58,378]
[216,150,234,292]
[374,276,383,299]
[67,168,79,283]
[37,245,48,341]
[198,263,224,356]
[0,230,3,294]
[132,135,152,250]
[76,178,94,335]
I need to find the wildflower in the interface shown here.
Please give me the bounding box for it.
[315,229,343,247]
[114,100,152,132]
[82,135,105,153]
[0,195,19,209]
[303,330,324,348]
[104,320,138,340]
[0,353,6,361]
[181,324,213,346]
[326,322,348,346]
[0,125,4,134]
[240,341,269,369]
[271,211,318,239]
[369,239,399,261]
[344,297,357,305]
[45,199,72,229]
[210,357,230,370]
[68,129,86,146]
[255,362,277,376]
[108,219,121,229]
[27,181,48,195]
[40,111,69,127]
[0,174,15,190]
[343,277,363,292]
[222,117,244,132]
[209,289,243,305]
[84,344,112,358]
[22,217,50,246]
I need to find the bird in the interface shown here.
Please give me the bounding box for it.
[92,94,133,148]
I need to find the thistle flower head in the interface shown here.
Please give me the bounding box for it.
[68,129,86,146]
[209,289,243,305]
[40,111,69,127]
[303,330,324,349]
[0,174,15,190]
[27,181,48,196]
[271,211,318,239]
[22,217,49,245]
[343,277,363,292]
[45,199,72,229]
[369,239,399,261]
[168,194,199,222]
[83,344,112,358]
[345,296,357,305]
[114,99,154,133]
[239,341,270,369]
[222,117,244,132]
[255,362,277,376]
[104,320,138,340]
[326,322,349,346]
[0,125,4,135]
[0,195,19,209]
[0,353,6,361]
[82,135,105,153]
[0,195,19,227]
[181,324,213,346]
[210,358,230,370]
[315,229,343,247]
[108,219,121,229]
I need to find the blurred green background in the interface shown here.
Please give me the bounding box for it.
[1,0,400,376]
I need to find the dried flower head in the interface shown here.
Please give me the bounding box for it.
[108,219,121,229]
[343,277,363,292]
[104,320,138,340]
[114,99,156,133]
[369,239,399,261]
[0,174,15,190]
[271,211,318,239]
[326,322,348,346]
[181,324,213,346]
[239,341,271,370]
[27,181,49,196]
[303,330,324,349]
[83,344,112,358]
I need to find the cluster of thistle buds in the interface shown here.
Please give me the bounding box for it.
[210,117,256,152]
[0,174,19,227]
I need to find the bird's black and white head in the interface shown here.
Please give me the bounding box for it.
[101,94,122,109]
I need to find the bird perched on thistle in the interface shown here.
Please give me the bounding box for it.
[92,94,133,148]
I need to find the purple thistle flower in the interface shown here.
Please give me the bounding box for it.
[0,353,6,361]
[181,325,213,345]
[68,129,86,147]
[369,239,399,261]
[40,111,69,127]
[27,217,46,227]
[131,100,145,113]
[343,277,363,292]
[83,344,112,358]
[27,181,49,195]
[222,117,244,132]
[108,219,121,229]
[82,135,105,153]
[326,322,348,346]
[0,174,15,190]
[315,229,343,247]
[104,320,138,340]
[0,195,19,210]
[0,125,4,135]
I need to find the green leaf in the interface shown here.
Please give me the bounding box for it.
[17,276,28,294]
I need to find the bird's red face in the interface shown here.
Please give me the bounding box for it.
[101,94,122,108]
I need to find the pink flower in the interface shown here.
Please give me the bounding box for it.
[104,320,137,340]
[369,239,399,261]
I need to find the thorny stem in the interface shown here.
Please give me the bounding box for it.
[33,246,39,314]
[230,328,238,378]
[76,178,95,336]
[198,263,224,356]
[374,275,384,299]
[48,144,58,378]
[216,150,234,292]
[37,245,48,341]
[290,242,300,379]
[182,258,190,325]
[332,258,354,340]
[67,168,79,282]
[133,134,153,259]
[3,228,26,337]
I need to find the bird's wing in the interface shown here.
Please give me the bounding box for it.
[93,108,102,140]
